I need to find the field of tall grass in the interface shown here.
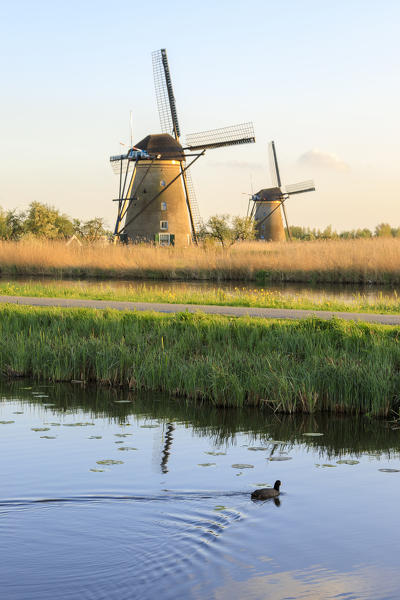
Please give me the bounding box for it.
[0,237,400,283]
[0,304,399,415]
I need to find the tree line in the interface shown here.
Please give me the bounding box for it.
[0,203,398,245]
[201,216,400,246]
[288,223,400,240]
[0,202,110,242]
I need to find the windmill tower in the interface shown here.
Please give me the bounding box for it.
[110,49,255,246]
[250,141,315,241]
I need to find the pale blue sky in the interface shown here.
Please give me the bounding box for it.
[1,0,399,230]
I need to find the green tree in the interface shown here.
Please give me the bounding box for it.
[205,215,255,247]
[0,208,25,240]
[5,209,25,240]
[24,202,73,239]
[73,217,110,243]
[231,216,256,243]
[375,223,392,237]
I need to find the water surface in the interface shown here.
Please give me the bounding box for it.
[3,276,400,304]
[1,383,400,599]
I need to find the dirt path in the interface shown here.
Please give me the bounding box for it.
[0,295,399,325]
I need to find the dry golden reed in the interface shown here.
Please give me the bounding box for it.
[0,238,399,283]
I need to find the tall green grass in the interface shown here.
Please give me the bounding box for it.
[0,305,399,415]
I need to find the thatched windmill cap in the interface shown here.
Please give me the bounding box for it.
[135,134,185,160]
[255,187,283,202]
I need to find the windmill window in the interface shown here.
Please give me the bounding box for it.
[161,201,167,211]
[159,233,170,246]
[160,221,168,231]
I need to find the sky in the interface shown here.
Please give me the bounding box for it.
[0,0,399,231]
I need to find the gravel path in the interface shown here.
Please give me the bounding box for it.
[0,295,399,325]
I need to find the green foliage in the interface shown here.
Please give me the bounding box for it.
[0,208,25,240]
[375,223,393,237]
[0,305,399,415]
[73,217,110,242]
[0,202,110,242]
[289,224,399,240]
[204,214,255,247]
[24,202,74,239]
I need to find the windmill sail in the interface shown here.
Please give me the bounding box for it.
[109,154,135,175]
[152,49,181,139]
[185,122,255,151]
[285,180,315,195]
[268,141,282,188]
[182,168,201,233]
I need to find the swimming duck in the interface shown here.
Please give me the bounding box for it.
[251,480,281,500]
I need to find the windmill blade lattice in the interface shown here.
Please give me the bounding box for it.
[285,180,316,195]
[152,49,181,139]
[183,168,201,232]
[186,122,255,151]
[109,155,135,176]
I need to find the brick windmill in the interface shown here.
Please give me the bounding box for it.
[250,141,315,241]
[110,49,255,246]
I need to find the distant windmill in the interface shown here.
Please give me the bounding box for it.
[110,49,255,246]
[249,141,315,241]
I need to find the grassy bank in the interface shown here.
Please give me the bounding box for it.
[0,280,399,314]
[1,238,400,283]
[0,304,399,415]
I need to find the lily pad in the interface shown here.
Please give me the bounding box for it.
[114,433,132,437]
[303,433,324,437]
[140,424,159,429]
[113,400,132,403]
[44,422,61,426]
[214,505,226,511]
[269,456,292,461]
[13,412,24,414]
[254,483,269,487]
[96,459,124,465]
[378,468,400,473]
[31,427,50,432]
[248,447,269,451]
[336,459,359,465]
[231,464,254,469]
[198,463,216,467]
[0,420,14,424]
[205,451,226,456]
[89,436,102,439]
[117,447,138,451]
[90,468,107,472]
[40,435,56,439]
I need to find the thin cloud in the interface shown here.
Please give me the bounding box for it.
[298,149,350,171]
